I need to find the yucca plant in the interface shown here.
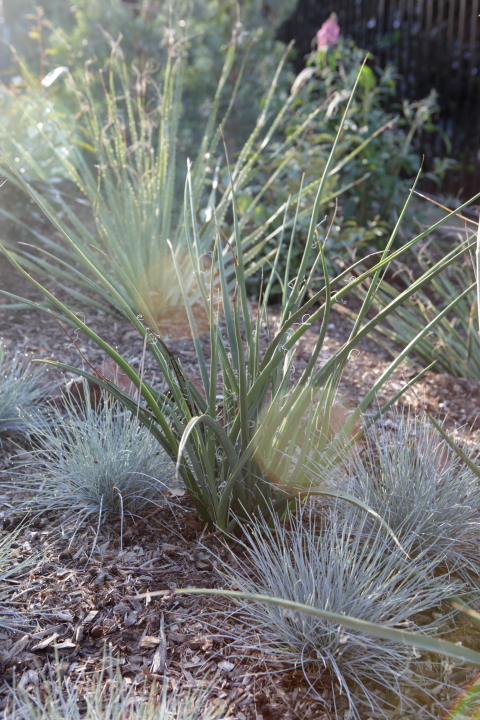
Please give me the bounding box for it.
[340,220,480,378]
[1,65,480,530]
[0,348,47,436]
[0,40,290,327]
[15,384,174,529]
[2,47,215,326]
[1,38,404,330]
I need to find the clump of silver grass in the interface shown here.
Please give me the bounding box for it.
[6,663,230,719]
[0,348,47,436]
[0,528,36,630]
[332,411,480,580]
[219,506,458,719]
[20,383,174,526]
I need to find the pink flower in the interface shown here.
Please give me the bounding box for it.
[316,13,340,51]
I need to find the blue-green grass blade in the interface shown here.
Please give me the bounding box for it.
[428,414,480,481]
[137,589,480,667]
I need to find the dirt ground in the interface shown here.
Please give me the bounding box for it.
[0,250,480,719]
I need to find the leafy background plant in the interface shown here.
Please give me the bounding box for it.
[241,30,455,295]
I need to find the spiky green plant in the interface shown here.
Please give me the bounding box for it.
[1,64,480,531]
[0,41,292,327]
[0,348,47,436]
[1,39,402,329]
[343,232,480,378]
[15,383,174,528]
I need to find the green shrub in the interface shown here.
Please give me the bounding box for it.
[5,36,373,326]
[243,30,454,292]
[302,35,450,226]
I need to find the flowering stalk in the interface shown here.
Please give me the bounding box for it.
[317,13,340,51]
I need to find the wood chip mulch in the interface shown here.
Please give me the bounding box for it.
[0,498,332,719]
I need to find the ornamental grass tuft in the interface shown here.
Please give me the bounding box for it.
[218,506,458,719]
[0,348,47,437]
[0,528,36,630]
[18,383,174,527]
[6,665,229,720]
[330,411,480,581]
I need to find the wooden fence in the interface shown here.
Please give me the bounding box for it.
[279,0,480,197]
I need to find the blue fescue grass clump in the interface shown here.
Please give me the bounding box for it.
[6,665,229,720]
[335,412,480,581]
[0,348,47,436]
[0,528,36,630]
[219,506,458,719]
[20,383,175,527]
